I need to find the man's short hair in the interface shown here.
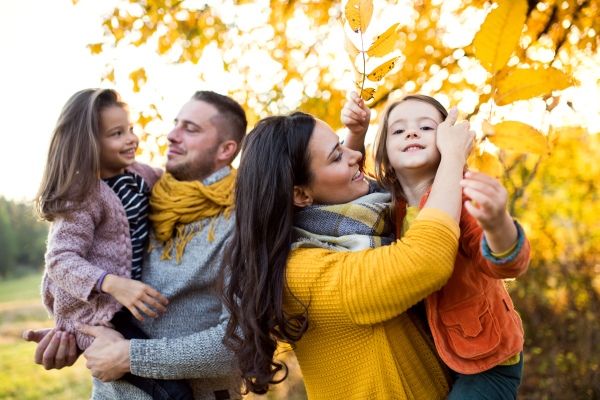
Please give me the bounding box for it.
[192,91,247,161]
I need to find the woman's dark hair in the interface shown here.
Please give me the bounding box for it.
[219,111,316,394]
[34,89,126,221]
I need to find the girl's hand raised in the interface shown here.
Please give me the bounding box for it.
[436,106,475,162]
[100,275,168,321]
[460,171,518,254]
[342,91,371,152]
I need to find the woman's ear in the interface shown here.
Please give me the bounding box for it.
[293,186,313,208]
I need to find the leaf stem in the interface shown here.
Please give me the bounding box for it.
[360,29,366,98]
[488,73,496,121]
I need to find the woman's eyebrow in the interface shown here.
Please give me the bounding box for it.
[328,143,340,159]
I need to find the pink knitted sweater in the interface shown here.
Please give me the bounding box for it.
[41,163,162,350]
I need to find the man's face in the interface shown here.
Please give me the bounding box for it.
[166,100,222,182]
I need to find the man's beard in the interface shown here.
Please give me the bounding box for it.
[167,144,219,182]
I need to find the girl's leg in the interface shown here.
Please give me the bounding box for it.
[111,310,195,400]
[447,353,523,400]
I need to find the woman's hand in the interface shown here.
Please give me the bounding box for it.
[101,274,168,321]
[436,106,475,162]
[23,328,81,370]
[342,91,371,152]
[460,171,518,253]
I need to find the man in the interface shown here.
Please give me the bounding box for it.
[23,91,247,400]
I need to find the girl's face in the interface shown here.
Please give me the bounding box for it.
[298,119,369,206]
[98,106,139,179]
[386,100,443,178]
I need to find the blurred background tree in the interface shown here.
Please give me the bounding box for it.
[0,198,48,279]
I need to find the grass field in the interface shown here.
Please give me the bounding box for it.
[0,274,307,400]
[0,273,93,400]
[0,273,44,303]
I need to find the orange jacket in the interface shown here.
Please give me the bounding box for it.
[397,187,530,374]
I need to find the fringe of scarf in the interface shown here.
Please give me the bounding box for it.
[148,170,235,264]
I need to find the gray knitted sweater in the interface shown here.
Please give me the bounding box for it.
[91,166,241,400]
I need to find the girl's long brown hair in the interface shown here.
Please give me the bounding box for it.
[219,112,315,395]
[34,89,125,221]
[372,94,448,224]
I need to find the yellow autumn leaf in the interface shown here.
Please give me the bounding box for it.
[495,67,574,106]
[360,87,376,101]
[473,0,528,74]
[345,0,373,33]
[105,70,115,83]
[129,68,147,93]
[367,57,400,82]
[482,120,495,139]
[344,30,360,58]
[87,43,103,55]
[487,121,551,154]
[477,151,502,178]
[366,23,399,58]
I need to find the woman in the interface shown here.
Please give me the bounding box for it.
[220,104,475,399]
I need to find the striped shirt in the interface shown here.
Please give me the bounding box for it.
[102,170,150,281]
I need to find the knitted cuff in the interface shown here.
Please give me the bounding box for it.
[481,219,525,265]
[97,271,111,294]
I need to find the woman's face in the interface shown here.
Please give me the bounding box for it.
[297,119,369,206]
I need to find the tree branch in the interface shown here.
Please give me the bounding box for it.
[508,156,542,215]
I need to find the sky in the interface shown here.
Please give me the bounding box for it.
[0,0,113,200]
[0,0,210,201]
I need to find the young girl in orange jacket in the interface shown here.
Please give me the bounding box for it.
[342,92,530,400]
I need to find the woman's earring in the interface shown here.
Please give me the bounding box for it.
[307,200,313,206]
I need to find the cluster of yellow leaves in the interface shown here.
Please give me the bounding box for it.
[83,0,598,170]
[342,0,400,102]
[469,0,574,177]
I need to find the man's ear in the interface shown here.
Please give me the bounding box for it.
[293,186,313,208]
[216,140,237,162]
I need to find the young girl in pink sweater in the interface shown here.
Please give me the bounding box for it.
[34,89,194,400]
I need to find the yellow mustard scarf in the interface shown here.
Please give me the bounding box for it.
[148,170,235,264]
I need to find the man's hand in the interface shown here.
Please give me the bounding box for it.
[23,328,80,370]
[460,171,518,253]
[342,91,371,152]
[436,106,475,161]
[76,323,131,383]
[101,274,168,322]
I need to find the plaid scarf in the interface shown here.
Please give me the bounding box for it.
[292,182,394,252]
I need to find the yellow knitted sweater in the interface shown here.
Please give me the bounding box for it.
[283,208,460,400]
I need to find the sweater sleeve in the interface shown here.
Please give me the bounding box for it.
[341,208,460,326]
[45,208,105,303]
[129,303,234,380]
[459,206,530,280]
